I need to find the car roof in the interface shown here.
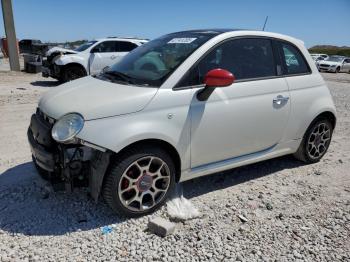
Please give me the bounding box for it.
[95,37,148,42]
[168,29,303,44]
[329,55,346,58]
[170,28,243,35]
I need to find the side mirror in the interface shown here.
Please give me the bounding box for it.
[197,69,235,101]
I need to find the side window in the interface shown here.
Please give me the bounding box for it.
[178,38,276,87]
[279,42,310,75]
[93,41,118,53]
[117,41,138,52]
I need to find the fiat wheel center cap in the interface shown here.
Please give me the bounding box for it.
[136,174,153,192]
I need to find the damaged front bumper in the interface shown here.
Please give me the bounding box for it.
[27,109,110,200]
[42,59,62,79]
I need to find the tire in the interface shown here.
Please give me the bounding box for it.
[335,67,340,73]
[103,145,176,217]
[293,118,333,163]
[62,65,87,82]
[32,156,51,181]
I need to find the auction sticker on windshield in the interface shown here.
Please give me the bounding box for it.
[168,38,197,44]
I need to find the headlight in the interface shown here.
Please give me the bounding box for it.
[51,113,84,143]
[330,65,336,67]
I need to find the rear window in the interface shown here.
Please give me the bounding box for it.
[279,42,310,75]
[117,41,138,52]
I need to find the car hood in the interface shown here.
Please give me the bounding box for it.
[46,47,78,56]
[38,76,158,120]
[319,61,341,66]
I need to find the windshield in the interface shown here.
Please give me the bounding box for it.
[105,32,218,87]
[74,41,97,52]
[327,56,344,62]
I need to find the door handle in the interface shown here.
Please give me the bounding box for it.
[110,55,117,59]
[273,95,289,105]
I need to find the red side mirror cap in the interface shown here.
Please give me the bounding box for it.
[204,69,235,87]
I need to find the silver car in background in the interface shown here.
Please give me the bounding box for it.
[318,56,350,73]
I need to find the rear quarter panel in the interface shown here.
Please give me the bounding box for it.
[282,40,336,143]
[283,73,336,142]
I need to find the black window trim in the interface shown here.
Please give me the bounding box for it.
[173,35,312,91]
[93,40,119,53]
[116,41,138,52]
[276,39,312,77]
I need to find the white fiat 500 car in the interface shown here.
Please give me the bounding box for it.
[28,29,336,217]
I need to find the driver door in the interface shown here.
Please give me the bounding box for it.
[180,38,291,168]
[89,41,120,74]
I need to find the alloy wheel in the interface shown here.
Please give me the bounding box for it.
[307,122,331,159]
[118,156,171,212]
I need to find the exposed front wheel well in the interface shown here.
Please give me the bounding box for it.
[110,139,182,183]
[60,63,87,82]
[63,63,87,73]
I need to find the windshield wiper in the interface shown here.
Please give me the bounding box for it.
[104,71,135,84]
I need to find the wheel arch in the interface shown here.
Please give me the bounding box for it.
[91,138,182,202]
[62,62,87,75]
[300,110,337,140]
[293,110,336,163]
[313,111,336,129]
[109,138,182,183]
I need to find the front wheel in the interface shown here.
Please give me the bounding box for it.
[293,119,333,163]
[335,67,340,73]
[61,65,87,82]
[103,146,176,217]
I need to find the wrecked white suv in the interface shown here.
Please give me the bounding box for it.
[28,29,336,217]
[42,37,148,82]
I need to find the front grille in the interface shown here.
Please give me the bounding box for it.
[36,108,55,126]
[29,111,54,148]
[320,64,330,67]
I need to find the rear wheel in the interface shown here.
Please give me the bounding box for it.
[293,119,333,163]
[103,146,176,217]
[62,65,86,82]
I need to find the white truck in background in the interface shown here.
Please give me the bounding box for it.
[42,37,148,82]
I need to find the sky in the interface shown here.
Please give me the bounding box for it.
[0,0,349,48]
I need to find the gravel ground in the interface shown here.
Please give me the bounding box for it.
[0,71,349,261]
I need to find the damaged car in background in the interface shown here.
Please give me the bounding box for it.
[28,29,336,217]
[42,37,148,82]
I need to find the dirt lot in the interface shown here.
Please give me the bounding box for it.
[0,71,349,261]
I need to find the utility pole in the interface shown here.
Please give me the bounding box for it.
[1,0,20,71]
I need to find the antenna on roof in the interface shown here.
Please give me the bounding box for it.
[262,16,269,31]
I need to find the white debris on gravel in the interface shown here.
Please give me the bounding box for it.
[167,196,201,221]
[167,184,201,221]
[0,72,350,261]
